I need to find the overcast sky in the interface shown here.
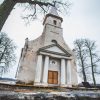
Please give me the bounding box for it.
[0,0,100,83]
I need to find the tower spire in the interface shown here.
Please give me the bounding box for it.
[49,6,59,16]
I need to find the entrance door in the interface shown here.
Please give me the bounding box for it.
[48,71,58,84]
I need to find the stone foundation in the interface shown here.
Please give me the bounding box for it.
[0,91,100,100]
[0,83,100,100]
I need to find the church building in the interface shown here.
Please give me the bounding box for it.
[16,7,78,87]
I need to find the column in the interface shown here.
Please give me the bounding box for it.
[61,59,66,85]
[67,60,72,86]
[34,55,42,85]
[42,56,49,85]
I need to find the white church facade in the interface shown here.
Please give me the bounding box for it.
[16,7,78,87]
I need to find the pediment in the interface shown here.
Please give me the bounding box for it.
[45,46,66,54]
[38,44,71,57]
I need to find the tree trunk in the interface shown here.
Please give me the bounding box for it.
[0,0,16,31]
[0,0,55,31]
[79,48,87,82]
[89,49,96,87]
[82,63,87,82]
[81,56,87,82]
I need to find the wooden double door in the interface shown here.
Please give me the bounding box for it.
[48,71,58,84]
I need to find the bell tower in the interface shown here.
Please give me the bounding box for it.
[42,7,64,46]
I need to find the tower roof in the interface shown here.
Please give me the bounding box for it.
[49,6,59,16]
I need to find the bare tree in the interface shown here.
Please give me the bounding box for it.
[0,0,70,31]
[0,32,16,76]
[74,39,87,82]
[74,38,100,86]
[84,39,100,87]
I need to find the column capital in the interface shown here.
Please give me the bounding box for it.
[38,54,42,56]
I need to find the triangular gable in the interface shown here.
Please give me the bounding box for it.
[45,46,65,54]
[38,44,71,57]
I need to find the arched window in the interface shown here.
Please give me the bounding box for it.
[51,40,57,44]
[50,60,56,65]
[52,60,56,64]
[53,20,57,25]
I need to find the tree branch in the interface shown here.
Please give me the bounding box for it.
[13,0,54,6]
